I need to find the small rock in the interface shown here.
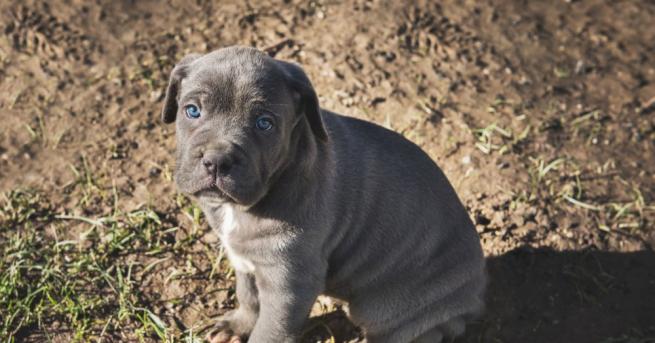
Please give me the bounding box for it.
[574,60,585,74]
[149,167,161,177]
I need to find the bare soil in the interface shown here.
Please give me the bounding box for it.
[1,0,654,342]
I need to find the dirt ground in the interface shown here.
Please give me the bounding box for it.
[1,0,654,342]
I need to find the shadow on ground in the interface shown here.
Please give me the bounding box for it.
[461,248,655,343]
[309,248,655,343]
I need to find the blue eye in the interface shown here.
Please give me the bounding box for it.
[185,105,201,119]
[255,115,274,131]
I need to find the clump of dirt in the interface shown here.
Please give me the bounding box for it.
[1,0,653,342]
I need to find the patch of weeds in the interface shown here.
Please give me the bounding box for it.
[473,122,531,155]
[0,189,208,342]
[527,157,567,199]
[67,155,106,208]
[568,110,608,144]
[0,190,54,227]
[597,185,651,233]
[523,155,653,235]
[23,111,47,147]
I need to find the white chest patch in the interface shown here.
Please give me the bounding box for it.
[220,205,255,273]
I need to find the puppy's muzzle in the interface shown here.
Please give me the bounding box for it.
[201,150,239,179]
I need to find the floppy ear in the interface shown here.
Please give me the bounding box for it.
[161,53,201,124]
[276,60,328,142]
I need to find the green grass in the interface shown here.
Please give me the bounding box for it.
[472,122,530,155]
[515,153,654,234]
[0,189,212,342]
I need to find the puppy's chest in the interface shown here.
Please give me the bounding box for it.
[219,205,256,273]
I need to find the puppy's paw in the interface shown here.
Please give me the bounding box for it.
[206,326,241,343]
[205,310,255,343]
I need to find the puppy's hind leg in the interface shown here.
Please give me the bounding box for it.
[413,316,465,343]
[412,327,444,343]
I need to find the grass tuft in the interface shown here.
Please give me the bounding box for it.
[0,190,211,342]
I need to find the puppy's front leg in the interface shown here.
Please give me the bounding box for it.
[247,264,325,343]
[207,272,259,342]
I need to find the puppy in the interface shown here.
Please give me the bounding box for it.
[161,46,486,343]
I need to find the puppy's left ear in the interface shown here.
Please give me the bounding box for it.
[161,53,201,124]
[276,60,328,142]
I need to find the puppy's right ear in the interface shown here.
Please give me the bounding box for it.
[161,53,201,124]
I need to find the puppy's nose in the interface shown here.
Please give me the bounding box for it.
[201,152,234,177]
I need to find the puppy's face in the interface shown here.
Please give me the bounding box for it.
[161,47,327,207]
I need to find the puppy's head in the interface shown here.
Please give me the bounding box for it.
[162,46,327,207]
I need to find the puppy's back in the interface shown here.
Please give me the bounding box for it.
[322,111,486,341]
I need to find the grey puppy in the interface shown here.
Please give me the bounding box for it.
[161,46,486,343]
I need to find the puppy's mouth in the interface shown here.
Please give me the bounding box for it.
[191,181,232,200]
